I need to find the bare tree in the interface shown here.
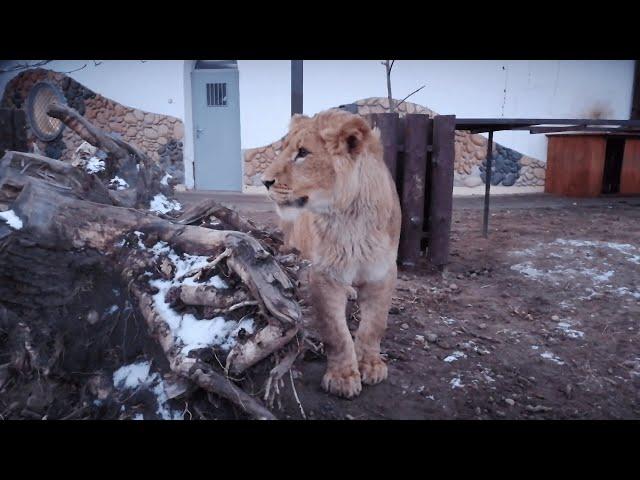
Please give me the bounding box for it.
[0,61,53,75]
[383,60,395,112]
[381,60,426,114]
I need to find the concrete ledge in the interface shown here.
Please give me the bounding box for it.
[242,185,269,195]
[453,185,544,197]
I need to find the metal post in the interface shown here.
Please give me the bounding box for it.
[482,130,494,238]
[631,60,640,120]
[291,60,303,116]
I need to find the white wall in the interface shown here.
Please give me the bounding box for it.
[0,60,194,184]
[2,60,635,166]
[238,60,636,161]
[237,60,292,148]
[0,60,186,118]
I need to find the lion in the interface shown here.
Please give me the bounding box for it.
[261,109,401,398]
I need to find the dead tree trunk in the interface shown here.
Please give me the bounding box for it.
[0,146,301,419]
[46,101,169,209]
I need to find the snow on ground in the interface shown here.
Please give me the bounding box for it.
[440,316,456,326]
[443,351,467,363]
[149,194,182,214]
[540,351,565,365]
[555,320,585,339]
[509,238,640,301]
[450,377,465,389]
[112,361,183,420]
[0,210,23,230]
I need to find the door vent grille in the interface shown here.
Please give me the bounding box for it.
[206,83,227,107]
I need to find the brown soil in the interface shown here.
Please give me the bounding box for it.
[2,194,639,420]
[269,198,640,420]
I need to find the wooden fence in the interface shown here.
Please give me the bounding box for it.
[363,112,456,270]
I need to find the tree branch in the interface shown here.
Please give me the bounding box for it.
[0,61,53,75]
[395,85,426,110]
[384,60,395,113]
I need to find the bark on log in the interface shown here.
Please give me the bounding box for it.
[0,147,302,419]
[46,101,169,209]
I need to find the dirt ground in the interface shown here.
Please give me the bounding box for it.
[1,193,639,420]
[248,194,640,420]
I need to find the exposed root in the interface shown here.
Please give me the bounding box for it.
[176,247,232,282]
[289,369,306,420]
[263,339,306,409]
[131,283,277,420]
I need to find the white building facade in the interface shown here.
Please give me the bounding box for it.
[1,60,635,190]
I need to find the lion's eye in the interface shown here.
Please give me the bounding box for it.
[296,147,310,160]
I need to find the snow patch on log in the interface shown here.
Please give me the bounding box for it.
[113,361,154,389]
[0,209,23,230]
[149,277,254,354]
[85,156,106,174]
[161,173,173,186]
[113,361,183,420]
[131,235,254,355]
[149,193,182,214]
[147,240,228,288]
[109,176,129,190]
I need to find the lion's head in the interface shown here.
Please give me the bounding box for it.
[261,109,382,216]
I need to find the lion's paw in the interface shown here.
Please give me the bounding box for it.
[321,367,362,399]
[359,356,388,385]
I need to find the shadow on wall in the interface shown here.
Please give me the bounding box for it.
[0,68,186,187]
[242,97,547,189]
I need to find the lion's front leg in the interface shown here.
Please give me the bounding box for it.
[354,264,397,385]
[309,270,362,399]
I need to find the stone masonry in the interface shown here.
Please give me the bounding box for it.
[243,97,546,188]
[1,68,185,186]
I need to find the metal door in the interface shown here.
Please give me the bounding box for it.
[191,68,242,191]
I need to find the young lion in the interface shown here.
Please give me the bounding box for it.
[261,109,401,398]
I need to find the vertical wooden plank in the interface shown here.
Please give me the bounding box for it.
[421,119,434,252]
[621,138,640,194]
[398,114,429,267]
[367,112,399,181]
[631,60,640,120]
[291,60,303,116]
[428,115,456,269]
[545,135,606,196]
[396,115,406,201]
[544,136,559,194]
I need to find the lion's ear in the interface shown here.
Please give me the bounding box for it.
[320,114,371,158]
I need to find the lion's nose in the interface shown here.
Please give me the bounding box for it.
[262,179,275,189]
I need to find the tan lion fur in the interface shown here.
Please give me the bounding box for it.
[262,109,401,398]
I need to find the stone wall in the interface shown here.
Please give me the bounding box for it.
[242,97,546,188]
[0,68,185,186]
